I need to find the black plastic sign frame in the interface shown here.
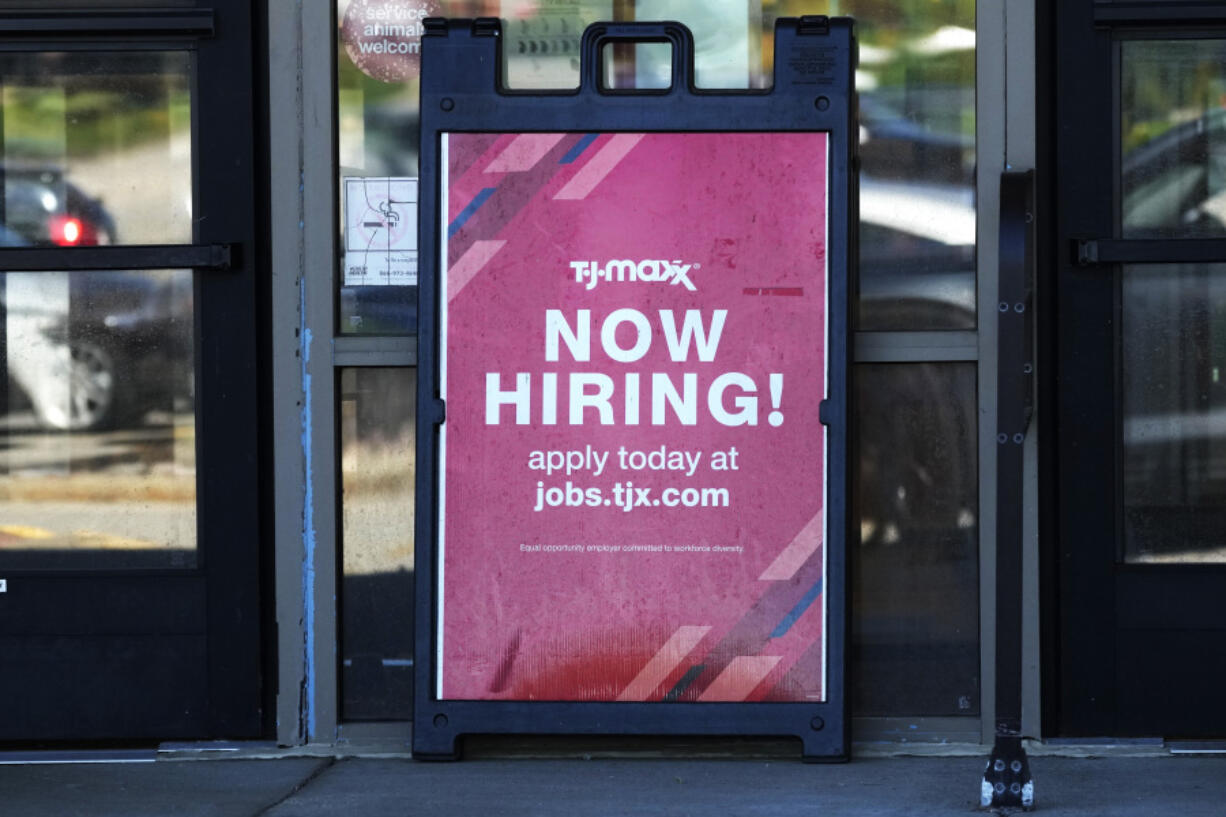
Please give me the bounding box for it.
[415,16,854,761]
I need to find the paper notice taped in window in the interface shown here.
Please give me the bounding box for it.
[344,176,418,286]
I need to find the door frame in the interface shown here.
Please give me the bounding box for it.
[1044,0,1226,738]
[0,1,269,741]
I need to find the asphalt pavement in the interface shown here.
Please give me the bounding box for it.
[2,749,1224,816]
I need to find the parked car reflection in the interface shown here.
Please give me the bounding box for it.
[2,168,193,431]
[1123,107,1226,238]
[858,176,976,330]
[4,166,118,247]
[6,271,192,432]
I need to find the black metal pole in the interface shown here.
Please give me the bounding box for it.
[982,170,1035,810]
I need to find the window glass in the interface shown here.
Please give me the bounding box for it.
[854,363,979,715]
[0,52,192,246]
[0,269,196,570]
[336,0,976,333]
[1119,42,1226,563]
[0,52,196,570]
[830,0,976,330]
[1122,40,1226,239]
[1122,263,1226,563]
[340,367,416,720]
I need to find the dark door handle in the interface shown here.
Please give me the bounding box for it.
[1073,237,1226,266]
[0,243,236,272]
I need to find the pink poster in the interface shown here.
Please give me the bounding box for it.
[439,131,829,703]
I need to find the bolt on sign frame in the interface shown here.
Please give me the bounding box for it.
[414,16,854,761]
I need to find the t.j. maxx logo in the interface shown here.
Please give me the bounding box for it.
[569,259,698,292]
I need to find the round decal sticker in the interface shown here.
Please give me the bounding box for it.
[341,0,436,83]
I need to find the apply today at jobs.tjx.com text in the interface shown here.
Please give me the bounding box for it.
[530,443,739,514]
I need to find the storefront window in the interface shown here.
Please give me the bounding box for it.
[336,0,976,333]
[854,363,979,715]
[340,367,416,719]
[835,1,976,330]
[334,0,979,721]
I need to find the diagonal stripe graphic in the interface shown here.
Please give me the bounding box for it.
[448,187,496,237]
[553,134,643,200]
[484,133,566,173]
[448,133,504,186]
[697,656,782,702]
[758,510,823,581]
[616,625,711,701]
[768,638,826,702]
[669,545,824,701]
[770,579,823,638]
[447,240,506,301]
[661,665,707,702]
[446,133,585,265]
[559,133,600,164]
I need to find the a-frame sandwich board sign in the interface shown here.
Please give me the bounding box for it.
[414,15,855,761]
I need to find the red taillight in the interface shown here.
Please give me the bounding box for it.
[48,215,97,246]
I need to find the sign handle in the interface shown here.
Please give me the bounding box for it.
[579,22,695,93]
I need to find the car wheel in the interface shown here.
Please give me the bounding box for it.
[33,340,118,432]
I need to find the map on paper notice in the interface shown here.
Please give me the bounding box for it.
[343,176,418,286]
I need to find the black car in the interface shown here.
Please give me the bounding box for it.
[3,168,193,431]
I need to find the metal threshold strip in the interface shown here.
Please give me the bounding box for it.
[0,749,156,765]
[1167,741,1226,755]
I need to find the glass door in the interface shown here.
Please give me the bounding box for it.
[0,3,263,740]
[1054,3,1226,737]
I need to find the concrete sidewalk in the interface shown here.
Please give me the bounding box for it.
[2,752,1225,816]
